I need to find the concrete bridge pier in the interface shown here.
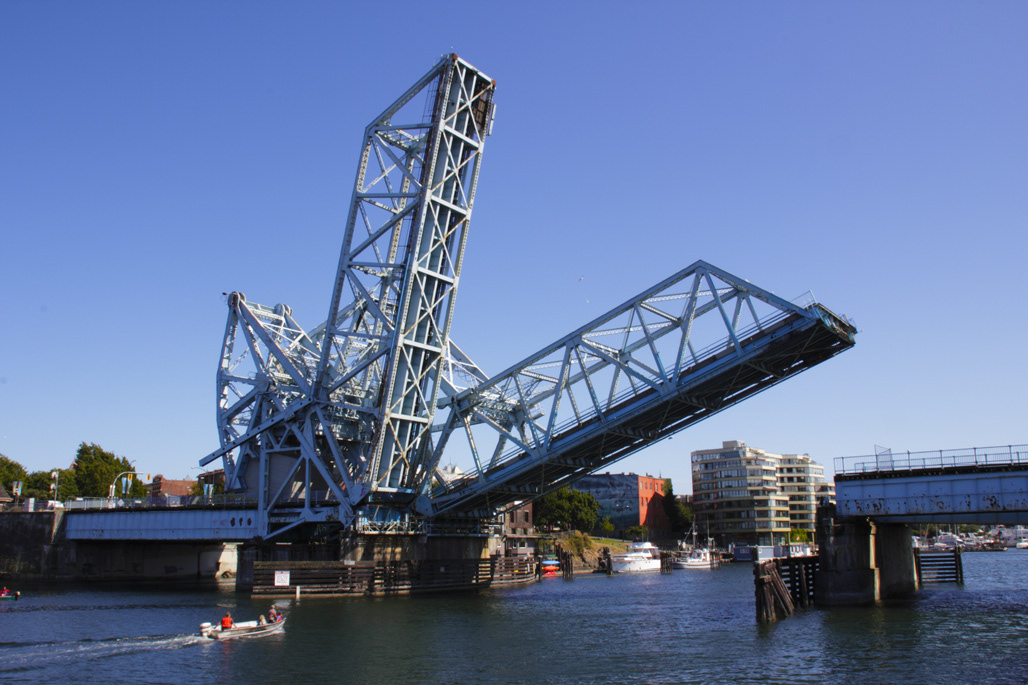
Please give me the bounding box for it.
[815,503,916,605]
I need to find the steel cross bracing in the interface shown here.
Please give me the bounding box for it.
[199,55,856,540]
[425,261,856,518]
[200,55,496,538]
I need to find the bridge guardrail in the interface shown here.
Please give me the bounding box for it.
[835,444,1028,475]
[36,494,260,512]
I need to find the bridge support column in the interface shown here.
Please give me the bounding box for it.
[815,503,916,606]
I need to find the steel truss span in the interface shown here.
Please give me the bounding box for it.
[427,261,855,518]
[200,55,856,539]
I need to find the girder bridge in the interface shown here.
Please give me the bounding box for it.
[835,444,1028,524]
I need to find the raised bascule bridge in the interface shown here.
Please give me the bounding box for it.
[61,55,857,590]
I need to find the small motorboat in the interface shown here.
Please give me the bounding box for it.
[200,616,285,640]
[0,591,20,601]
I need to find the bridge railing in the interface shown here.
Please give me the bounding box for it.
[354,516,502,536]
[835,444,1028,475]
[51,494,259,511]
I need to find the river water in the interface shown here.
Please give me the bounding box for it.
[2,550,1027,684]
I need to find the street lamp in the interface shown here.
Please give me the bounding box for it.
[108,471,149,498]
[50,471,59,502]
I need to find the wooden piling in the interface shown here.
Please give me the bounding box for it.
[754,555,818,623]
[660,550,673,574]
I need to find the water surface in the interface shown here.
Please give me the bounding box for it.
[2,550,1027,684]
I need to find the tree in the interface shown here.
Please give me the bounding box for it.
[72,443,141,497]
[0,453,27,495]
[789,528,811,543]
[661,479,693,536]
[598,516,615,536]
[534,487,600,533]
[23,471,53,501]
[625,524,649,540]
[52,467,79,500]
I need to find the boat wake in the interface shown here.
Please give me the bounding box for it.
[0,633,207,675]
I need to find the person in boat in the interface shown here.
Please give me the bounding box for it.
[221,612,235,630]
[258,615,267,626]
[268,605,280,622]
[1,587,8,596]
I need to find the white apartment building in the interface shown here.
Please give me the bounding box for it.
[691,440,833,548]
[779,453,834,536]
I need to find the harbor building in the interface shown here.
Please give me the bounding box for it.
[691,441,832,548]
[501,501,537,557]
[574,473,672,540]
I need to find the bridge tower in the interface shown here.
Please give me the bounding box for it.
[201,55,496,538]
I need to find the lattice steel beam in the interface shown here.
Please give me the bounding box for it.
[425,261,856,517]
[200,55,496,538]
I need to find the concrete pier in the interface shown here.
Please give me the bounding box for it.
[815,503,916,605]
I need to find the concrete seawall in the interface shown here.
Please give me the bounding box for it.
[0,511,64,577]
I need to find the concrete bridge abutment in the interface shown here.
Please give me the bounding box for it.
[815,503,916,606]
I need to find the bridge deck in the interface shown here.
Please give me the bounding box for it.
[835,445,1028,524]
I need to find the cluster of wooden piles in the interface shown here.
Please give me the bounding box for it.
[753,556,818,623]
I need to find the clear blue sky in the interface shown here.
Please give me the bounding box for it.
[2,2,1025,493]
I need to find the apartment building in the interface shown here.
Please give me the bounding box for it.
[691,440,832,548]
[778,453,832,537]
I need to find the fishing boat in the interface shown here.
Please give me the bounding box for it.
[673,546,714,569]
[200,616,285,640]
[673,526,715,569]
[610,541,661,573]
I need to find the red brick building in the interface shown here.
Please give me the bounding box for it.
[148,474,196,502]
[574,472,672,540]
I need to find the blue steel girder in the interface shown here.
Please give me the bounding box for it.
[425,260,856,517]
[836,464,1028,524]
[63,508,260,541]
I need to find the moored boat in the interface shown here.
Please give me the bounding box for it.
[611,541,661,573]
[674,526,717,569]
[200,616,285,640]
[673,547,713,569]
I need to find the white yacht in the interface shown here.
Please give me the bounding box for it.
[611,541,661,573]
